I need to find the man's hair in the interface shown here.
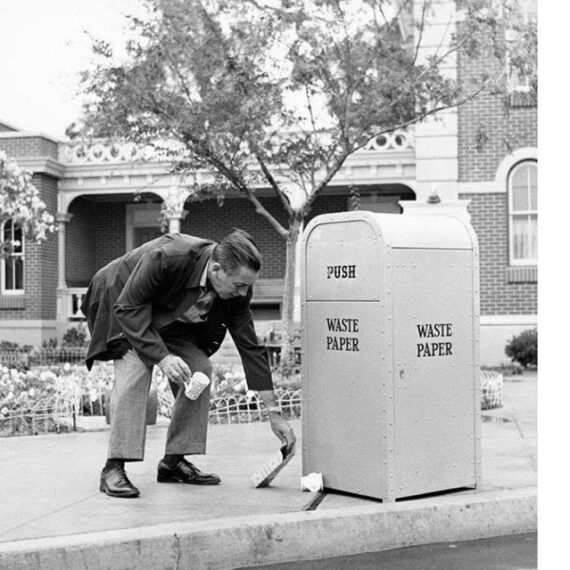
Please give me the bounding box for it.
[212,229,262,273]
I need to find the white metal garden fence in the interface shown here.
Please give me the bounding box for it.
[480,370,503,410]
[157,388,302,424]
[1,355,503,437]
[0,395,76,437]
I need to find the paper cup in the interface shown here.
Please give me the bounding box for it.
[301,472,323,492]
[184,371,210,400]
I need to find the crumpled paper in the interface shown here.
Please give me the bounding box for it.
[301,472,323,492]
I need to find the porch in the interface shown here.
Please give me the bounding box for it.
[57,278,287,337]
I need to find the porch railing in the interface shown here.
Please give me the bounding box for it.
[58,287,87,322]
[59,130,414,165]
[59,280,285,323]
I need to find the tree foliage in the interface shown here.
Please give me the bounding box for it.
[79,0,536,210]
[0,151,55,256]
[77,0,536,362]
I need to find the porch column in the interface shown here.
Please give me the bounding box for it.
[56,213,74,340]
[168,209,188,234]
[57,213,73,288]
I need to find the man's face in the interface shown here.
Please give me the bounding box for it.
[210,262,259,300]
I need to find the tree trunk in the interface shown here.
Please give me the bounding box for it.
[279,215,303,375]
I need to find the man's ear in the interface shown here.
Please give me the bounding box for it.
[211,262,222,275]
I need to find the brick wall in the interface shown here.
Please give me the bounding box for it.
[0,135,58,161]
[35,175,58,319]
[462,192,537,316]
[95,203,127,270]
[180,194,347,279]
[67,198,98,287]
[0,173,58,321]
[457,54,537,182]
[458,45,537,319]
[66,199,127,284]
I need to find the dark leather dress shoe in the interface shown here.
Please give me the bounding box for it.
[100,464,140,498]
[157,459,221,485]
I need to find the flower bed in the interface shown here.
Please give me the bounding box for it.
[1,359,501,436]
[0,361,302,435]
[156,363,301,423]
[0,366,77,436]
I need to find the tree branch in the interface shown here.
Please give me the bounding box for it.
[303,83,320,191]
[255,153,294,216]
[198,144,289,238]
[303,146,350,214]
[351,75,499,155]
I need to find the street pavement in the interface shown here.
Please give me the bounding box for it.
[239,532,538,570]
[0,374,537,569]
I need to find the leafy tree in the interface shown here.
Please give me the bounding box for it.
[77,0,536,365]
[0,151,55,257]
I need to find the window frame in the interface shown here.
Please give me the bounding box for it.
[1,219,25,295]
[507,160,537,267]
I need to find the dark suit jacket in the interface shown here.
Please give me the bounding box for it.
[80,233,273,391]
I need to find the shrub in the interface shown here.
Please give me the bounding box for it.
[505,328,537,368]
[41,338,58,350]
[0,340,32,352]
[62,324,88,348]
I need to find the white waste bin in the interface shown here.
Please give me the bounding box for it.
[301,211,481,501]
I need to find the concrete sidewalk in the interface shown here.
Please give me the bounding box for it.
[0,374,537,569]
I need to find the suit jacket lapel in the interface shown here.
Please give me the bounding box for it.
[175,243,216,316]
[185,244,216,289]
[152,242,216,330]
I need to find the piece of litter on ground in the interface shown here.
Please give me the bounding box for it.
[252,445,295,488]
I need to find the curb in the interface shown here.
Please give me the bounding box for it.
[0,488,536,570]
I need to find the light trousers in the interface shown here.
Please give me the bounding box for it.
[108,341,212,461]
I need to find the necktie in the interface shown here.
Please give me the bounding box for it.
[175,289,217,324]
[194,288,217,321]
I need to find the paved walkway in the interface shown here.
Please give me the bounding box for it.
[0,374,537,569]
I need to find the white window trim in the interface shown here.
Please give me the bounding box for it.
[495,147,537,186]
[1,220,25,295]
[507,160,537,267]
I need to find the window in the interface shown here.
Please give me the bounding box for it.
[508,161,537,265]
[1,219,24,294]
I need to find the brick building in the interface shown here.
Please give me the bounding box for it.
[455,1,538,364]
[0,1,536,366]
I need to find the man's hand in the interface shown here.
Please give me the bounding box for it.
[158,354,191,386]
[256,390,296,454]
[269,412,296,456]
